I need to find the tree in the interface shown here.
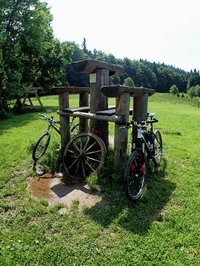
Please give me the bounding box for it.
[187,70,200,89]
[123,77,135,87]
[0,0,68,116]
[187,85,200,98]
[64,41,89,86]
[169,85,179,96]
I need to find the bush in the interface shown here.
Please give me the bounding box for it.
[187,85,200,98]
[169,85,179,96]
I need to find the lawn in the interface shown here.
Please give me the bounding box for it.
[0,93,200,265]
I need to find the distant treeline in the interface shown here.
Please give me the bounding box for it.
[65,39,200,94]
[1,0,200,116]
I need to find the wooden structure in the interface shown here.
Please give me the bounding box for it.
[73,59,122,147]
[51,86,90,148]
[16,87,44,112]
[54,59,155,173]
[101,85,155,169]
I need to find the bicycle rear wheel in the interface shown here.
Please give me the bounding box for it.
[124,149,147,201]
[153,129,163,166]
[32,130,51,161]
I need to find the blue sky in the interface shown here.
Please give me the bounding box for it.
[45,0,200,72]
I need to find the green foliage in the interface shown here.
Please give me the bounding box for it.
[0,0,72,115]
[187,69,200,89]
[169,84,179,96]
[123,76,135,87]
[187,85,200,98]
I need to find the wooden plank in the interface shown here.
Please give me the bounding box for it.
[62,106,90,113]
[51,86,90,95]
[95,109,116,116]
[101,85,155,97]
[73,59,122,76]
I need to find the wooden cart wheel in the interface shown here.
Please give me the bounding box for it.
[63,132,106,178]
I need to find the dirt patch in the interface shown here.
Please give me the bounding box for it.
[27,173,105,211]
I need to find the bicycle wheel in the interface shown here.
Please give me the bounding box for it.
[124,149,147,201]
[63,132,106,178]
[153,129,163,166]
[32,130,51,161]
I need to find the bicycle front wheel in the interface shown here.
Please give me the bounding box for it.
[32,131,51,161]
[153,129,163,166]
[124,149,147,201]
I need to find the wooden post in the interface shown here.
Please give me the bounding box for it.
[79,92,89,133]
[59,92,70,149]
[114,93,130,170]
[132,93,148,148]
[133,93,148,122]
[90,69,109,147]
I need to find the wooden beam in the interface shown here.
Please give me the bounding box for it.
[51,86,90,95]
[58,110,123,124]
[101,85,155,97]
[72,59,122,76]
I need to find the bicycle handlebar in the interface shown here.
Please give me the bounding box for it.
[120,118,158,130]
[38,113,60,124]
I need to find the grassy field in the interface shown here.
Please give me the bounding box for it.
[0,93,200,265]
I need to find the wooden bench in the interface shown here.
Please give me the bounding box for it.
[62,106,90,114]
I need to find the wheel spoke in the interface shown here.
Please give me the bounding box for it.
[79,136,84,152]
[75,160,80,174]
[68,159,78,170]
[72,141,80,152]
[84,141,97,153]
[67,149,74,154]
[83,136,90,151]
[81,161,86,178]
[85,156,101,163]
[85,150,101,155]
[85,160,95,172]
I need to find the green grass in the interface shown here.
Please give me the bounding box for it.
[0,94,200,265]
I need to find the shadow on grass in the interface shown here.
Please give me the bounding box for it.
[0,107,59,135]
[84,158,176,235]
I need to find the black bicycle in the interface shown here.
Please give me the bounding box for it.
[32,113,79,162]
[123,113,163,201]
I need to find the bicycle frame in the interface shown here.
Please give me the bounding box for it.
[39,113,79,135]
[133,124,154,159]
[45,117,61,134]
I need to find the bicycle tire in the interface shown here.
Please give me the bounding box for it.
[153,129,163,166]
[124,149,147,201]
[32,130,51,161]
